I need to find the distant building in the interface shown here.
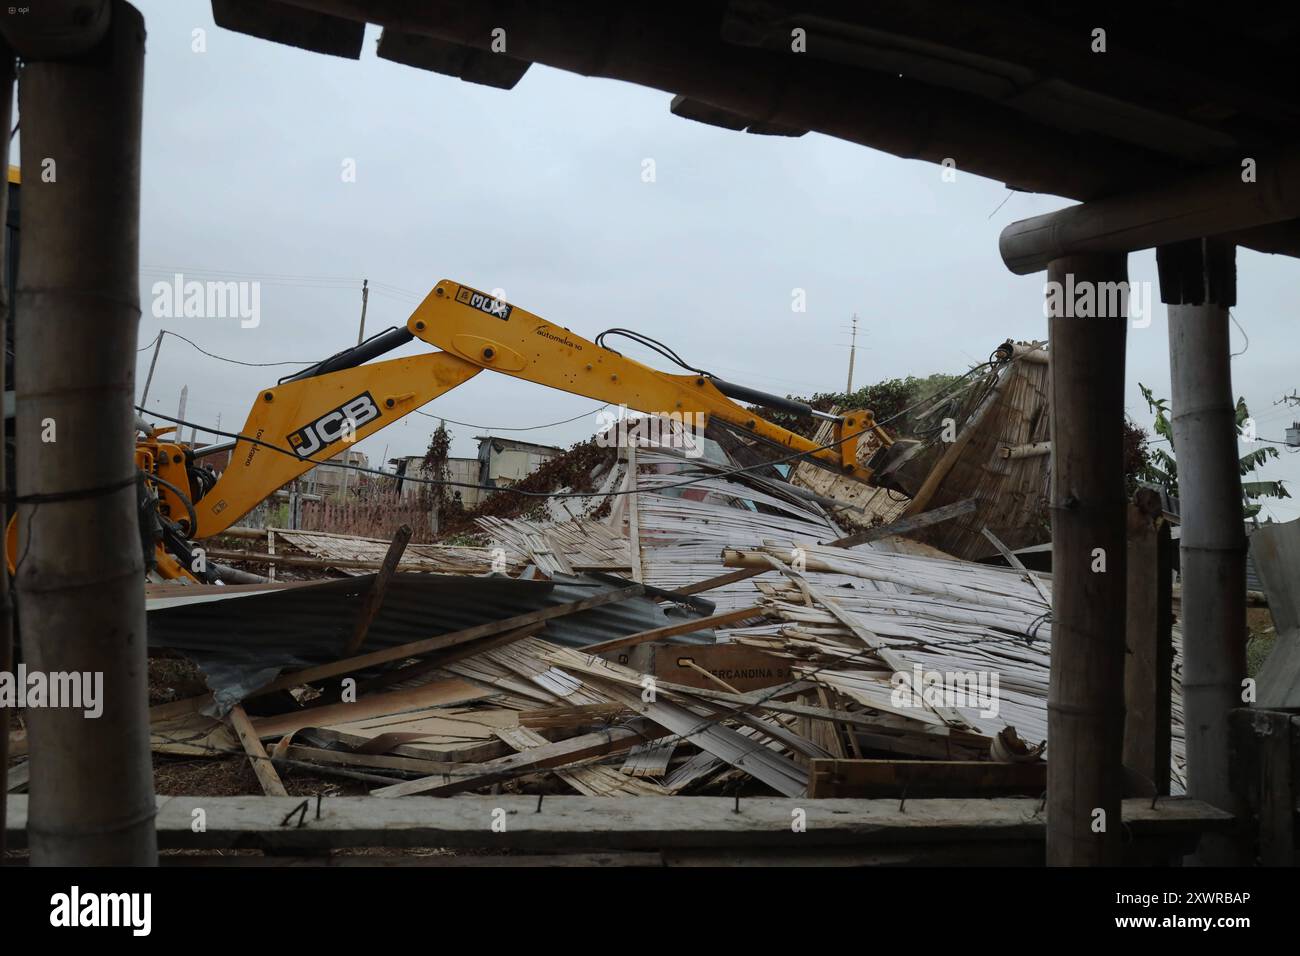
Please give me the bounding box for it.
[390,454,484,510]
[301,448,368,499]
[475,436,563,488]
[388,436,564,512]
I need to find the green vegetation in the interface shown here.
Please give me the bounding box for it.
[1139,384,1289,519]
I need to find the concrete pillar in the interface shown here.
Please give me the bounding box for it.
[1157,237,1247,864]
[12,1,155,865]
[1045,253,1129,865]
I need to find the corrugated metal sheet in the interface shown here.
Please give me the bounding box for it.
[146,572,699,711]
[633,447,841,610]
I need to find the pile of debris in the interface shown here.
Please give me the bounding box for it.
[8,343,1190,806]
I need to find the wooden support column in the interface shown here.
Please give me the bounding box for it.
[1045,253,1129,865]
[1123,489,1173,797]
[342,523,411,656]
[0,43,13,859]
[1252,711,1298,867]
[10,2,155,865]
[1157,237,1248,864]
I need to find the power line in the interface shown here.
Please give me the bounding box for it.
[138,329,318,368]
[415,404,611,433]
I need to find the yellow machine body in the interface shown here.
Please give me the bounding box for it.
[192,351,481,539]
[5,279,892,582]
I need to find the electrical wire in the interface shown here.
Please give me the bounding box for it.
[414,404,612,432]
[138,329,321,367]
[1229,309,1249,358]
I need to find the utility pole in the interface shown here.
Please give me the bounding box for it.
[341,278,369,494]
[176,384,187,426]
[356,277,369,345]
[140,329,163,407]
[845,313,858,393]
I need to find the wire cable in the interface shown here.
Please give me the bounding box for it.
[594,328,711,376]
[139,329,320,367]
[414,404,611,432]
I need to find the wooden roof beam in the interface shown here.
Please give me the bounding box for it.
[212,0,364,59]
[266,0,1174,199]
[999,147,1300,274]
[0,0,110,59]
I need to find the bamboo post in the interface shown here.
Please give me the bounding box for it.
[1158,237,1248,864]
[10,2,156,865]
[1045,253,1129,866]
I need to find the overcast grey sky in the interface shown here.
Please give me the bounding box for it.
[95,1,1299,519]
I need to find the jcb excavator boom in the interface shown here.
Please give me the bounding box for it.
[19,280,903,583]
[187,280,894,544]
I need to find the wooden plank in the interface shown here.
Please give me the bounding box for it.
[228,704,288,796]
[625,443,643,582]
[370,719,662,797]
[648,642,795,693]
[354,621,547,694]
[669,498,979,597]
[981,526,1052,605]
[1254,711,1298,867]
[672,567,769,597]
[830,497,978,548]
[161,851,666,867]
[2,795,1235,852]
[1122,498,1173,797]
[809,759,1046,798]
[621,738,677,777]
[284,745,459,776]
[249,585,643,697]
[584,676,809,797]
[584,605,764,656]
[518,703,629,730]
[203,548,460,572]
[342,524,411,656]
[544,648,890,730]
[249,677,497,741]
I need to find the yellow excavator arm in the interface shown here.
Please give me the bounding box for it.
[191,279,893,542]
[17,280,899,582]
